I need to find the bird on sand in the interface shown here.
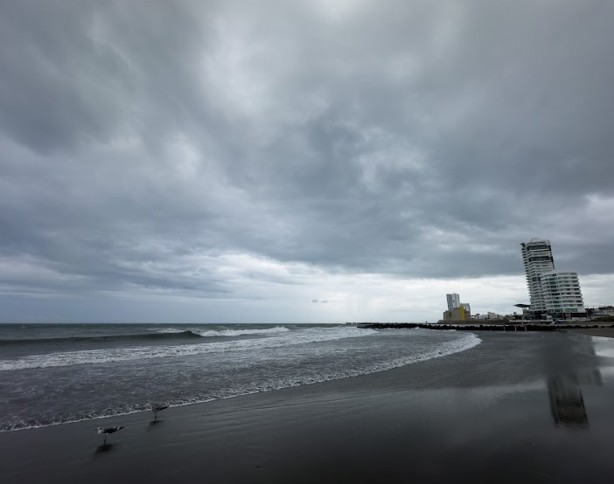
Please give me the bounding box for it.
[151,403,169,421]
[95,426,124,444]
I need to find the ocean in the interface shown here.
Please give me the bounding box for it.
[0,323,481,432]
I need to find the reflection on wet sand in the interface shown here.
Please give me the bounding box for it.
[548,369,602,428]
[544,333,605,429]
[548,376,588,427]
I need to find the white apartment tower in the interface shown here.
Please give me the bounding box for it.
[521,239,555,312]
[540,272,585,315]
[521,238,585,317]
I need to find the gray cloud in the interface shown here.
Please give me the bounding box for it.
[1,0,613,320]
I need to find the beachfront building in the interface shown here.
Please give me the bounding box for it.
[443,306,471,322]
[521,238,555,314]
[540,271,585,319]
[446,293,460,311]
[521,238,585,319]
[442,294,471,322]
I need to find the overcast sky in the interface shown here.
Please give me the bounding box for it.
[1,0,613,323]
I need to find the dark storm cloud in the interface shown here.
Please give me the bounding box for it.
[1,0,613,304]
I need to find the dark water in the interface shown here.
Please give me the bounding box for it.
[0,323,480,431]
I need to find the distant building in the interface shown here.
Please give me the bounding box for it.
[443,306,471,322]
[541,271,585,318]
[521,238,585,319]
[593,306,614,318]
[521,238,555,313]
[446,293,460,311]
[442,294,471,321]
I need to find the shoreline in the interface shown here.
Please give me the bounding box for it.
[567,327,614,338]
[355,321,614,334]
[3,331,614,483]
[2,332,482,435]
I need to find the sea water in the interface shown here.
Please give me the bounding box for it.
[0,323,480,431]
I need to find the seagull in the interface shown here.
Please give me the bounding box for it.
[95,426,124,444]
[151,403,169,421]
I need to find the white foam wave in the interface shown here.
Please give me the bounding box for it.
[148,327,186,334]
[0,326,376,371]
[194,326,290,337]
[2,331,482,432]
[200,333,483,395]
[213,333,483,400]
[356,332,482,376]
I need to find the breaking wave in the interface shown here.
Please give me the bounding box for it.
[0,326,374,371]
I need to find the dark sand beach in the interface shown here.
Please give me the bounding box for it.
[3,331,614,484]
[570,327,614,339]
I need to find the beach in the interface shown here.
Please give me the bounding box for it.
[569,327,614,338]
[2,331,614,483]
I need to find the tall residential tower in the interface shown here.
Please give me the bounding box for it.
[521,238,585,319]
[521,238,555,312]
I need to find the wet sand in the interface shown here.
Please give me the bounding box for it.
[3,331,614,484]
[569,327,614,338]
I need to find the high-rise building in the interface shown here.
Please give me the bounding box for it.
[521,239,555,312]
[442,294,471,321]
[521,238,585,318]
[540,272,585,316]
[446,293,460,311]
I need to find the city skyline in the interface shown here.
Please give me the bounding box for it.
[1,1,613,323]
